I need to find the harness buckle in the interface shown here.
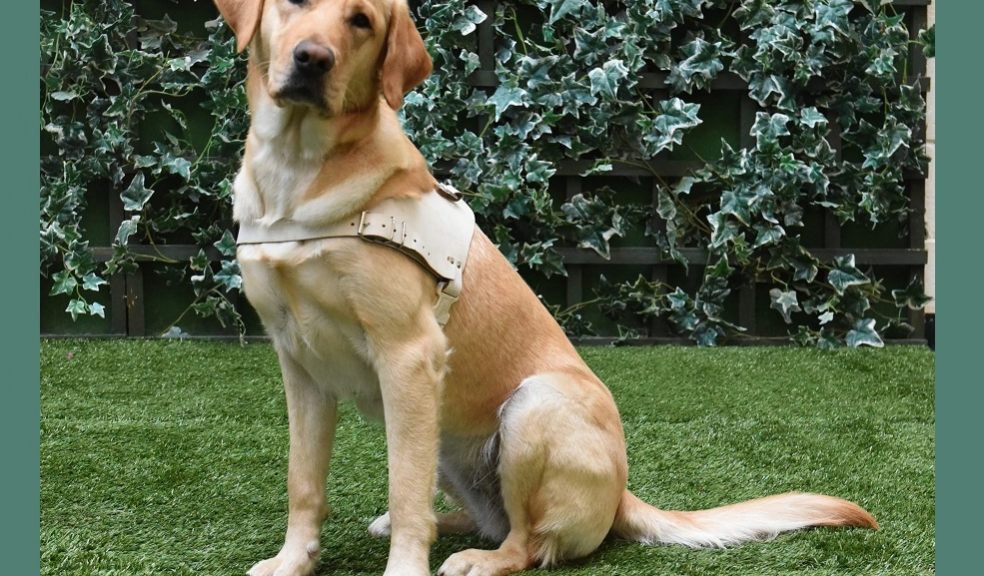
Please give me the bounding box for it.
[434,282,460,327]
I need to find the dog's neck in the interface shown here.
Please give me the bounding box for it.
[233,72,433,227]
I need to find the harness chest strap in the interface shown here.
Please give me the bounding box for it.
[236,186,476,327]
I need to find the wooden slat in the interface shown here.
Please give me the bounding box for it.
[909,4,928,86]
[908,177,927,338]
[108,180,127,335]
[565,177,583,307]
[125,266,145,337]
[465,71,930,94]
[556,247,927,266]
[96,245,927,267]
[92,245,220,262]
[431,160,926,180]
[477,1,496,71]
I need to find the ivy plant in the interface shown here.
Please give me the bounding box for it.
[41,0,933,347]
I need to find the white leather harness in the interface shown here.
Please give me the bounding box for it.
[236,184,476,327]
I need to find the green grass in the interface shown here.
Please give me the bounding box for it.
[40,340,935,575]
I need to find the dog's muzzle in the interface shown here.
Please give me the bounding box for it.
[278,40,335,107]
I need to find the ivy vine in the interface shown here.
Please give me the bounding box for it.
[41,0,933,346]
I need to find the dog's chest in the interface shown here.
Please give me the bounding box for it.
[237,241,384,418]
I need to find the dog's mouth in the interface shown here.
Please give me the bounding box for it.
[272,78,330,112]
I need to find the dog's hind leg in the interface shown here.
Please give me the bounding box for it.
[369,508,477,538]
[437,372,627,576]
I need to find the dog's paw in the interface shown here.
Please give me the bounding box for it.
[368,511,392,538]
[246,541,319,576]
[438,549,525,576]
[437,549,488,576]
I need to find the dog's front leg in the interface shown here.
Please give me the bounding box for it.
[374,334,446,576]
[249,351,337,576]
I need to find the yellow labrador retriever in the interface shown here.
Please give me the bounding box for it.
[212,1,878,575]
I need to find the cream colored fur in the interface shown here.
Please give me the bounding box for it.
[211,2,878,576]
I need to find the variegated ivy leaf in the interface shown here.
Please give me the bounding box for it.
[892,277,932,310]
[769,289,801,324]
[587,60,629,100]
[213,230,237,257]
[919,24,935,58]
[846,318,884,348]
[50,270,77,296]
[487,85,529,121]
[88,302,106,318]
[114,216,140,246]
[547,0,589,25]
[751,112,791,152]
[828,254,870,295]
[65,299,88,321]
[799,107,828,129]
[81,273,106,292]
[733,0,776,31]
[214,260,242,292]
[666,35,728,94]
[121,172,154,212]
[451,5,487,36]
[645,98,702,155]
[814,0,854,34]
[753,223,785,248]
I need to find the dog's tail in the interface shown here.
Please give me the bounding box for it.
[611,490,877,548]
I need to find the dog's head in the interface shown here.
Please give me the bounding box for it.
[214,0,432,114]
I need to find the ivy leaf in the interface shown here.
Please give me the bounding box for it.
[846,318,884,348]
[799,107,828,129]
[666,35,726,93]
[918,24,935,58]
[547,0,589,24]
[214,260,242,292]
[753,223,785,248]
[733,0,775,31]
[121,173,155,212]
[828,254,870,295]
[769,288,801,324]
[892,277,932,310]
[862,119,910,169]
[815,0,854,34]
[50,270,77,296]
[646,98,702,155]
[791,257,819,283]
[213,230,237,257]
[487,85,529,121]
[161,326,189,339]
[88,302,106,318]
[588,60,629,100]
[81,272,106,292]
[50,90,79,101]
[451,5,487,36]
[115,216,140,246]
[751,112,791,152]
[65,299,88,321]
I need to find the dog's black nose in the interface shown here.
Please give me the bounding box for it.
[293,41,335,76]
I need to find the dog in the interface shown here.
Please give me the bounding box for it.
[212,1,878,575]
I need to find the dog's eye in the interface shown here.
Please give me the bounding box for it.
[350,13,372,30]
[287,0,305,5]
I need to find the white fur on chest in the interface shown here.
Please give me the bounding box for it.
[238,241,384,419]
[235,104,326,225]
[233,101,394,227]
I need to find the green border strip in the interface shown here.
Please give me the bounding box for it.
[936,1,978,574]
[7,1,40,574]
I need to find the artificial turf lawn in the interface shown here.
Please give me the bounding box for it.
[40,340,935,576]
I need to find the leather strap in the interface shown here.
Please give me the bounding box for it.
[237,185,475,326]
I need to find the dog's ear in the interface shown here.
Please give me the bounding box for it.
[213,0,265,53]
[380,1,433,110]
